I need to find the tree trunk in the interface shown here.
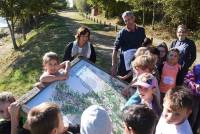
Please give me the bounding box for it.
[6,18,18,49]
[142,5,145,27]
[33,15,38,28]
[22,19,26,41]
[152,3,155,30]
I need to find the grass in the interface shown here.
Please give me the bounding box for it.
[0,15,73,97]
[0,12,113,97]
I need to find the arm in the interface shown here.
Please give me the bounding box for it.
[63,43,73,61]
[111,49,118,76]
[117,70,133,80]
[40,74,67,83]
[170,40,177,48]
[186,41,196,68]
[111,30,123,76]
[9,102,20,134]
[89,44,96,63]
[184,71,200,95]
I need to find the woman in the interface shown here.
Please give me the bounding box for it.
[170,24,196,85]
[63,26,96,63]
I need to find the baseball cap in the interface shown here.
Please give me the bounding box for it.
[132,73,156,89]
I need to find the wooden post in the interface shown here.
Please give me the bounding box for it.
[115,25,118,32]
[109,23,111,28]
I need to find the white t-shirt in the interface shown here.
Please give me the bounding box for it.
[156,116,193,134]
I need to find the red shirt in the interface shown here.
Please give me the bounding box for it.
[159,62,180,93]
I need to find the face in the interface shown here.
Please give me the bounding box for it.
[177,27,187,41]
[162,101,191,125]
[0,102,11,120]
[44,59,59,75]
[78,32,89,47]
[167,51,179,65]
[124,15,136,30]
[134,67,150,76]
[138,86,154,101]
[53,113,64,134]
[158,47,167,58]
[123,123,135,134]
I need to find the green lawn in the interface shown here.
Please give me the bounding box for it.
[0,12,112,97]
[0,15,74,97]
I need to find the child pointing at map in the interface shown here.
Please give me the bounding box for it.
[35,51,70,89]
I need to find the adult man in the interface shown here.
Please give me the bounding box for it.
[171,24,196,85]
[111,11,146,82]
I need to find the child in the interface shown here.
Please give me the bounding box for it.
[0,92,30,134]
[184,64,200,95]
[159,48,181,102]
[145,46,161,82]
[117,47,148,81]
[35,51,70,89]
[122,55,160,106]
[27,102,64,134]
[156,86,193,134]
[142,37,153,47]
[157,42,168,67]
[125,73,162,116]
[184,64,200,133]
[80,105,112,134]
[122,104,157,134]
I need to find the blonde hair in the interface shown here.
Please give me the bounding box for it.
[28,102,61,134]
[132,55,156,72]
[42,52,59,66]
[135,47,148,57]
[0,92,16,103]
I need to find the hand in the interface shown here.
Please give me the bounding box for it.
[63,70,69,79]
[8,102,20,123]
[197,84,200,91]
[111,65,117,76]
[117,75,126,80]
[57,75,67,81]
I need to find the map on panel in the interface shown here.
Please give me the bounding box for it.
[23,58,127,133]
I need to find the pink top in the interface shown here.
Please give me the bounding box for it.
[159,62,180,93]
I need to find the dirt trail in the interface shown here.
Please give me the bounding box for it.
[0,11,199,74]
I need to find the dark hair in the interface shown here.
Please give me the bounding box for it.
[0,92,16,103]
[28,102,61,134]
[146,46,160,57]
[122,104,157,134]
[142,37,152,47]
[164,86,193,111]
[167,48,180,60]
[43,52,59,65]
[157,42,168,54]
[75,26,90,39]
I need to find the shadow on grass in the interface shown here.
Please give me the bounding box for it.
[0,12,117,96]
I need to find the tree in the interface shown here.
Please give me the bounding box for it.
[0,0,58,49]
[0,0,21,49]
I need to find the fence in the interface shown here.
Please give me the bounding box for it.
[80,13,123,32]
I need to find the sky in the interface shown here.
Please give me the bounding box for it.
[67,0,74,8]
